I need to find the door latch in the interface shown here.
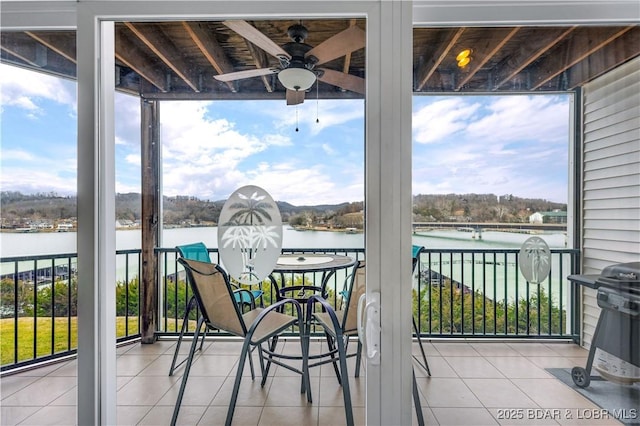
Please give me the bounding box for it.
[357,291,381,365]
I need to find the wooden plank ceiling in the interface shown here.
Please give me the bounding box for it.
[1,19,639,101]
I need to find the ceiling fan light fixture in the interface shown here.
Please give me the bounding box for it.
[278,67,316,92]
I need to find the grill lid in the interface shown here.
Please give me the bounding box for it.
[597,261,640,293]
[601,262,640,281]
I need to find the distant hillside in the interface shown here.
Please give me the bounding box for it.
[1,191,565,229]
[412,193,566,223]
[0,191,361,228]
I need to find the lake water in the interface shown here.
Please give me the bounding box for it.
[0,226,567,257]
[0,226,571,304]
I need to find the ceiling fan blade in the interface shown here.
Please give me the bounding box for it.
[317,69,365,94]
[286,89,305,105]
[223,20,291,59]
[306,26,365,65]
[214,67,279,82]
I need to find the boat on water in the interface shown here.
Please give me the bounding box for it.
[345,228,358,234]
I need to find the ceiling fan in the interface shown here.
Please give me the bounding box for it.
[214,20,365,105]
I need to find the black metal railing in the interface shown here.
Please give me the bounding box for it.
[1,246,579,372]
[414,248,580,338]
[155,247,366,337]
[0,250,141,372]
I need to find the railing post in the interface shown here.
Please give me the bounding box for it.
[140,98,161,343]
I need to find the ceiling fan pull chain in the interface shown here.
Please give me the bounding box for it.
[295,105,299,132]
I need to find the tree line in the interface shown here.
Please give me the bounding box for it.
[1,191,565,228]
[0,271,565,338]
[412,193,566,223]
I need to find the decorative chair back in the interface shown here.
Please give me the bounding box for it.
[178,257,246,337]
[342,260,366,335]
[176,242,212,263]
[412,245,425,271]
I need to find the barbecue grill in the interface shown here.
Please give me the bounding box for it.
[568,261,640,388]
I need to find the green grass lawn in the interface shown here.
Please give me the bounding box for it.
[1,316,205,367]
[0,316,141,366]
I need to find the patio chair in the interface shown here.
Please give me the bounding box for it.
[412,245,431,376]
[307,260,426,426]
[305,260,366,426]
[168,242,211,376]
[170,257,309,426]
[169,242,263,376]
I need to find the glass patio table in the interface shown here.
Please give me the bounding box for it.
[269,253,357,303]
[263,254,357,373]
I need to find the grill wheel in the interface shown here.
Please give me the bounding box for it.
[571,366,590,388]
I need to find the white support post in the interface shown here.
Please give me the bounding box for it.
[76,9,117,426]
[365,1,414,425]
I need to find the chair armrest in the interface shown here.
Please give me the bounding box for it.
[278,285,324,303]
[245,297,304,338]
[306,295,342,336]
[233,288,256,310]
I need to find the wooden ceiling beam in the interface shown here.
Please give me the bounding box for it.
[140,88,363,101]
[531,26,633,90]
[182,22,236,93]
[1,34,47,67]
[2,23,638,97]
[567,27,640,89]
[493,27,576,91]
[455,27,520,91]
[25,31,76,64]
[415,28,465,91]
[115,27,168,92]
[1,45,42,68]
[124,22,200,92]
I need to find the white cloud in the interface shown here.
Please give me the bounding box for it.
[116,180,144,194]
[242,162,360,205]
[266,99,364,135]
[321,143,336,155]
[114,93,142,148]
[0,167,76,195]
[0,149,36,161]
[156,101,266,199]
[412,95,570,203]
[263,133,292,147]
[467,95,569,144]
[307,99,364,136]
[1,62,568,205]
[413,97,480,144]
[125,154,140,166]
[0,64,76,113]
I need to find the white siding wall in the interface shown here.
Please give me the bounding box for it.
[580,57,640,348]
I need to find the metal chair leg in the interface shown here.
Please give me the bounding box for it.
[413,367,425,426]
[412,317,431,376]
[336,331,354,426]
[170,316,204,426]
[302,331,312,403]
[354,339,362,378]
[226,338,253,426]
[260,335,279,386]
[169,296,202,376]
[169,297,207,376]
[325,333,342,384]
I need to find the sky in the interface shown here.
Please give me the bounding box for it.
[0,63,570,205]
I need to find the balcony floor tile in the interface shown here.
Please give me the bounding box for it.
[0,341,625,426]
